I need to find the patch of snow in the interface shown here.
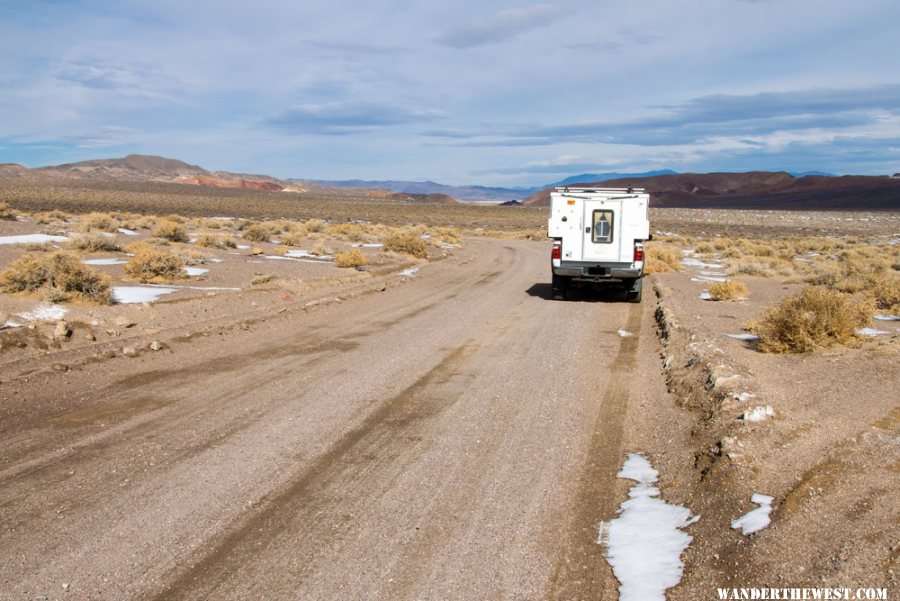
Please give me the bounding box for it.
[699,292,713,300]
[117,227,139,236]
[731,494,774,535]
[691,275,728,283]
[617,329,634,337]
[733,392,755,403]
[0,234,69,245]
[183,266,209,276]
[83,258,126,266]
[147,283,240,291]
[743,406,775,422]
[700,270,728,276]
[398,267,419,277]
[2,320,24,330]
[208,258,224,263]
[726,333,759,341]
[682,258,724,269]
[17,303,68,321]
[236,244,251,249]
[362,243,383,248]
[681,249,695,255]
[874,314,900,321]
[210,216,235,220]
[602,453,698,601]
[857,327,889,336]
[112,286,177,304]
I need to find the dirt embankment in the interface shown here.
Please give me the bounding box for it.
[647,276,898,597]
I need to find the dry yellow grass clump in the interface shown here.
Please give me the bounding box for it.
[79,212,119,232]
[0,252,112,304]
[124,243,185,282]
[195,234,237,249]
[334,248,368,268]
[0,202,16,220]
[384,232,428,258]
[65,234,122,253]
[708,279,748,301]
[750,286,873,353]
[34,209,72,224]
[241,222,273,243]
[644,244,682,274]
[153,219,189,242]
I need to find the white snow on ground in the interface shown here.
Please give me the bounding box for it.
[236,244,251,249]
[112,286,177,304]
[617,329,634,337]
[699,292,712,300]
[743,406,775,422]
[362,243,383,248]
[17,303,68,321]
[117,228,139,236]
[731,494,774,535]
[183,266,209,276]
[681,257,724,269]
[399,267,419,277]
[857,327,889,336]
[874,314,900,321]
[700,270,728,276]
[602,453,698,601]
[83,258,126,266]
[2,320,24,329]
[283,249,336,260]
[691,275,728,283]
[727,333,759,341]
[0,234,69,245]
[733,392,755,402]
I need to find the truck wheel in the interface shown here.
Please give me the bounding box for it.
[551,274,568,301]
[626,278,643,303]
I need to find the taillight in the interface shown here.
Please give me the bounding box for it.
[634,243,644,262]
[551,240,561,260]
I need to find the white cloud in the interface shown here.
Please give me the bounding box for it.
[432,4,564,49]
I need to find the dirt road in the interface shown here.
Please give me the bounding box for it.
[1,239,665,600]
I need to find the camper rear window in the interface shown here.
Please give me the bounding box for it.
[592,210,614,244]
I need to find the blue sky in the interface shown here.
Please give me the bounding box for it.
[1,0,898,186]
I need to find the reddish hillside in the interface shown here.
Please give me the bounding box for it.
[524,172,900,211]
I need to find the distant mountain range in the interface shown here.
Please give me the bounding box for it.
[2,154,895,210]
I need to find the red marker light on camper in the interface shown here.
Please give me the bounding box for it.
[634,244,644,262]
[552,241,561,260]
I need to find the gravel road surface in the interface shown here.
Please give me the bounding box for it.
[1,239,659,600]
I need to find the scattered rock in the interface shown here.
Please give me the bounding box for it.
[51,363,69,372]
[122,346,138,358]
[100,349,117,359]
[85,333,96,342]
[53,320,72,340]
[106,329,119,337]
[115,316,137,328]
[250,247,264,256]
[149,340,164,351]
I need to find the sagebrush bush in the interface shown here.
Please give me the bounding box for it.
[79,212,118,232]
[34,209,71,224]
[0,252,112,304]
[385,232,428,258]
[708,279,748,301]
[0,202,16,220]
[750,286,873,353]
[334,248,368,268]
[868,275,900,313]
[279,231,306,246]
[644,244,681,274]
[242,223,272,243]
[66,234,122,253]
[124,245,185,282]
[153,219,189,242]
[195,234,237,249]
[251,273,276,286]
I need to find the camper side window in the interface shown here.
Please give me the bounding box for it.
[592,210,614,244]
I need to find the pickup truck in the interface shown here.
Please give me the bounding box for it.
[547,187,650,302]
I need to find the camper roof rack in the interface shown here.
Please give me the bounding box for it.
[555,187,646,193]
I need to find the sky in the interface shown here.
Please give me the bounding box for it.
[1,0,899,187]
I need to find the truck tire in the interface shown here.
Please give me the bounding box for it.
[551,274,568,301]
[626,277,643,303]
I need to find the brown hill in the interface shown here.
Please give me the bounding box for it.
[0,163,28,176]
[524,171,900,211]
[37,154,207,180]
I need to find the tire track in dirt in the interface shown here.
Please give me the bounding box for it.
[151,341,482,600]
[547,301,643,601]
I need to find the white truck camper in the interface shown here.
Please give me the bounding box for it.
[547,187,651,302]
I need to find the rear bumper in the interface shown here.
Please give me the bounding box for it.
[553,262,642,282]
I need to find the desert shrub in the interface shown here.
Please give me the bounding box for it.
[334,248,368,268]
[310,240,333,256]
[326,223,368,242]
[0,202,17,220]
[251,273,276,286]
[153,219,189,242]
[34,210,71,224]
[26,243,51,252]
[280,231,306,246]
[432,227,462,245]
[868,274,900,313]
[384,232,428,258]
[695,241,716,254]
[750,286,873,353]
[79,212,118,232]
[241,222,272,243]
[708,280,748,301]
[732,261,772,277]
[644,244,681,274]
[163,213,185,223]
[124,246,185,282]
[305,219,326,233]
[0,252,112,304]
[195,234,237,249]
[66,234,122,253]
